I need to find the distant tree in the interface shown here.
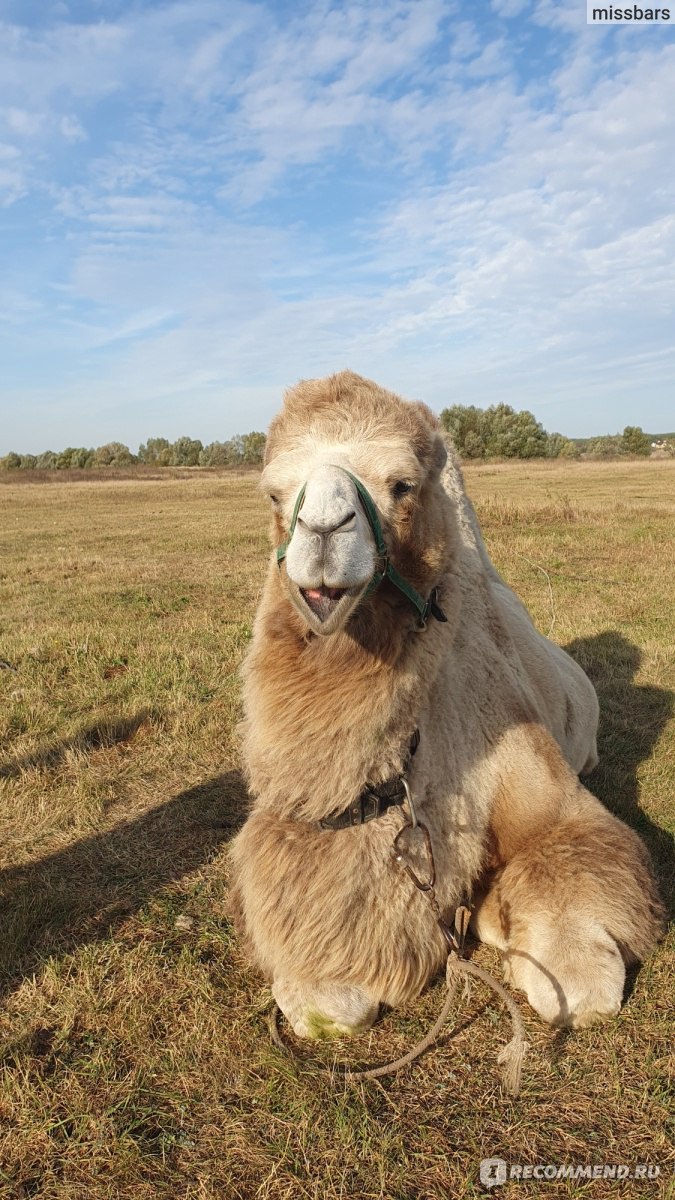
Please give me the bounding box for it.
[620,426,650,457]
[229,435,244,462]
[461,430,483,458]
[437,405,482,456]
[138,437,171,465]
[439,405,484,457]
[169,436,203,467]
[93,442,137,467]
[241,431,266,464]
[585,435,622,459]
[56,447,82,469]
[3,433,268,471]
[482,404,549,459]
[68,447,95,469]
[546,433,579,459]
[440,403,549,459]
[199,440,240,466]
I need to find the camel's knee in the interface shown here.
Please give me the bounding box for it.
[504,917,625,1028]
[475,809,663,1028]
[272,977,379,1039]
[474,876,626,1028]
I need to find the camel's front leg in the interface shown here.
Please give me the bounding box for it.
[475,890,627,1027]
[474,801,663,1029]
[272,977,379,1039]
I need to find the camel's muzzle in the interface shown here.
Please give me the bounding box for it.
[300,585,349,622]
[276,468,448,631]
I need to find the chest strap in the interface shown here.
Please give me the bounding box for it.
[318,729,419,831]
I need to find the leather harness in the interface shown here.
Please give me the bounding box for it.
[276,468,449,631]
[275,467,446,833]
[318,729,420,830]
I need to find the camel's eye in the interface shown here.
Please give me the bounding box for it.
[269,493,280,505]
[392,480,414,500]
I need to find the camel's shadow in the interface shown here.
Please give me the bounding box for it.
[565,630,674,917]
[0,741,248,1001]
[1,629,671,1003]
[0,711,156,779]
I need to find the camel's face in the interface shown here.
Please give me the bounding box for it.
[279,461,377,634]
[263,440,424,635]
[261,372,448,637]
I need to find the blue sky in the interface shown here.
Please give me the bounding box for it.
[1,0,674,453]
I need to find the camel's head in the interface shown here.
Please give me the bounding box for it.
[261,371,450,637]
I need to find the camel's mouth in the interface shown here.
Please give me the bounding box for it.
[300,586,349,623]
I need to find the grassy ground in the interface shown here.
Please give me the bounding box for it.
[0,460,673,1199]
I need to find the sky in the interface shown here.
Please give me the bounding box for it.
[1,0,674,454]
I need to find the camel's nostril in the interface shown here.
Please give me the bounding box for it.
[334,510,356,531]
[297,509,356,537]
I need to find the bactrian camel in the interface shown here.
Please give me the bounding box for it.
[230,371,663,1040]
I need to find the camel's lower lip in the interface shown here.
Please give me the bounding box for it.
[300,586,349,621]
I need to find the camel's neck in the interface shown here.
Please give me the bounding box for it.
[241,566,460,822]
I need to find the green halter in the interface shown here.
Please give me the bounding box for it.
[275,469,447,630]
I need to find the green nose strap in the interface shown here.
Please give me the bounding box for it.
[275,469,446,630]
[276,483,306,566]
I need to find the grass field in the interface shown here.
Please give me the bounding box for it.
[1,459,673,1199]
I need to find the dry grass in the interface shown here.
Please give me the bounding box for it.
[0,461,673,1199]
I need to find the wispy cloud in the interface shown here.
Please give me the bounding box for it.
[0,0,674,452]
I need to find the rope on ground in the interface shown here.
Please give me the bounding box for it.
[269,953,528,1095]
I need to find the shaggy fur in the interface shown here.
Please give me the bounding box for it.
[230,371,664,1037]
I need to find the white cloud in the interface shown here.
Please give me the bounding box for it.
[464,39,512,78]
[59,114,86,141]
[0,0,674,449]
[0,141,25,206]
[4,106,43,136]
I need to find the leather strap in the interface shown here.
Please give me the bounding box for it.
[276,469,447,630]
[318,730,419,831]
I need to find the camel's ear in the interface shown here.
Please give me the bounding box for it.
[431,433,447,474]
[411,402,446,474]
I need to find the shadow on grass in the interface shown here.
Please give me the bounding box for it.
[0,710,159,779]
[565,630,675,917]
[0,763,248,999]
[2,631,671,1004]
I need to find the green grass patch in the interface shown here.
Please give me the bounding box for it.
[0,465,673,1198]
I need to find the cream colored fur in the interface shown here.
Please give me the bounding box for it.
[230,371,663,1038]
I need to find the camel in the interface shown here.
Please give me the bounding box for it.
[230,371,663,1040]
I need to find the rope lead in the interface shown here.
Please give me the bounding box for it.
[268,952,528,1096]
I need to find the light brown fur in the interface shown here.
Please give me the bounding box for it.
[230,371,664,1036]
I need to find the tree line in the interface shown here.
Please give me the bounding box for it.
[439,405,666,460]
[1,410,670,472]
[0,432,267,471]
